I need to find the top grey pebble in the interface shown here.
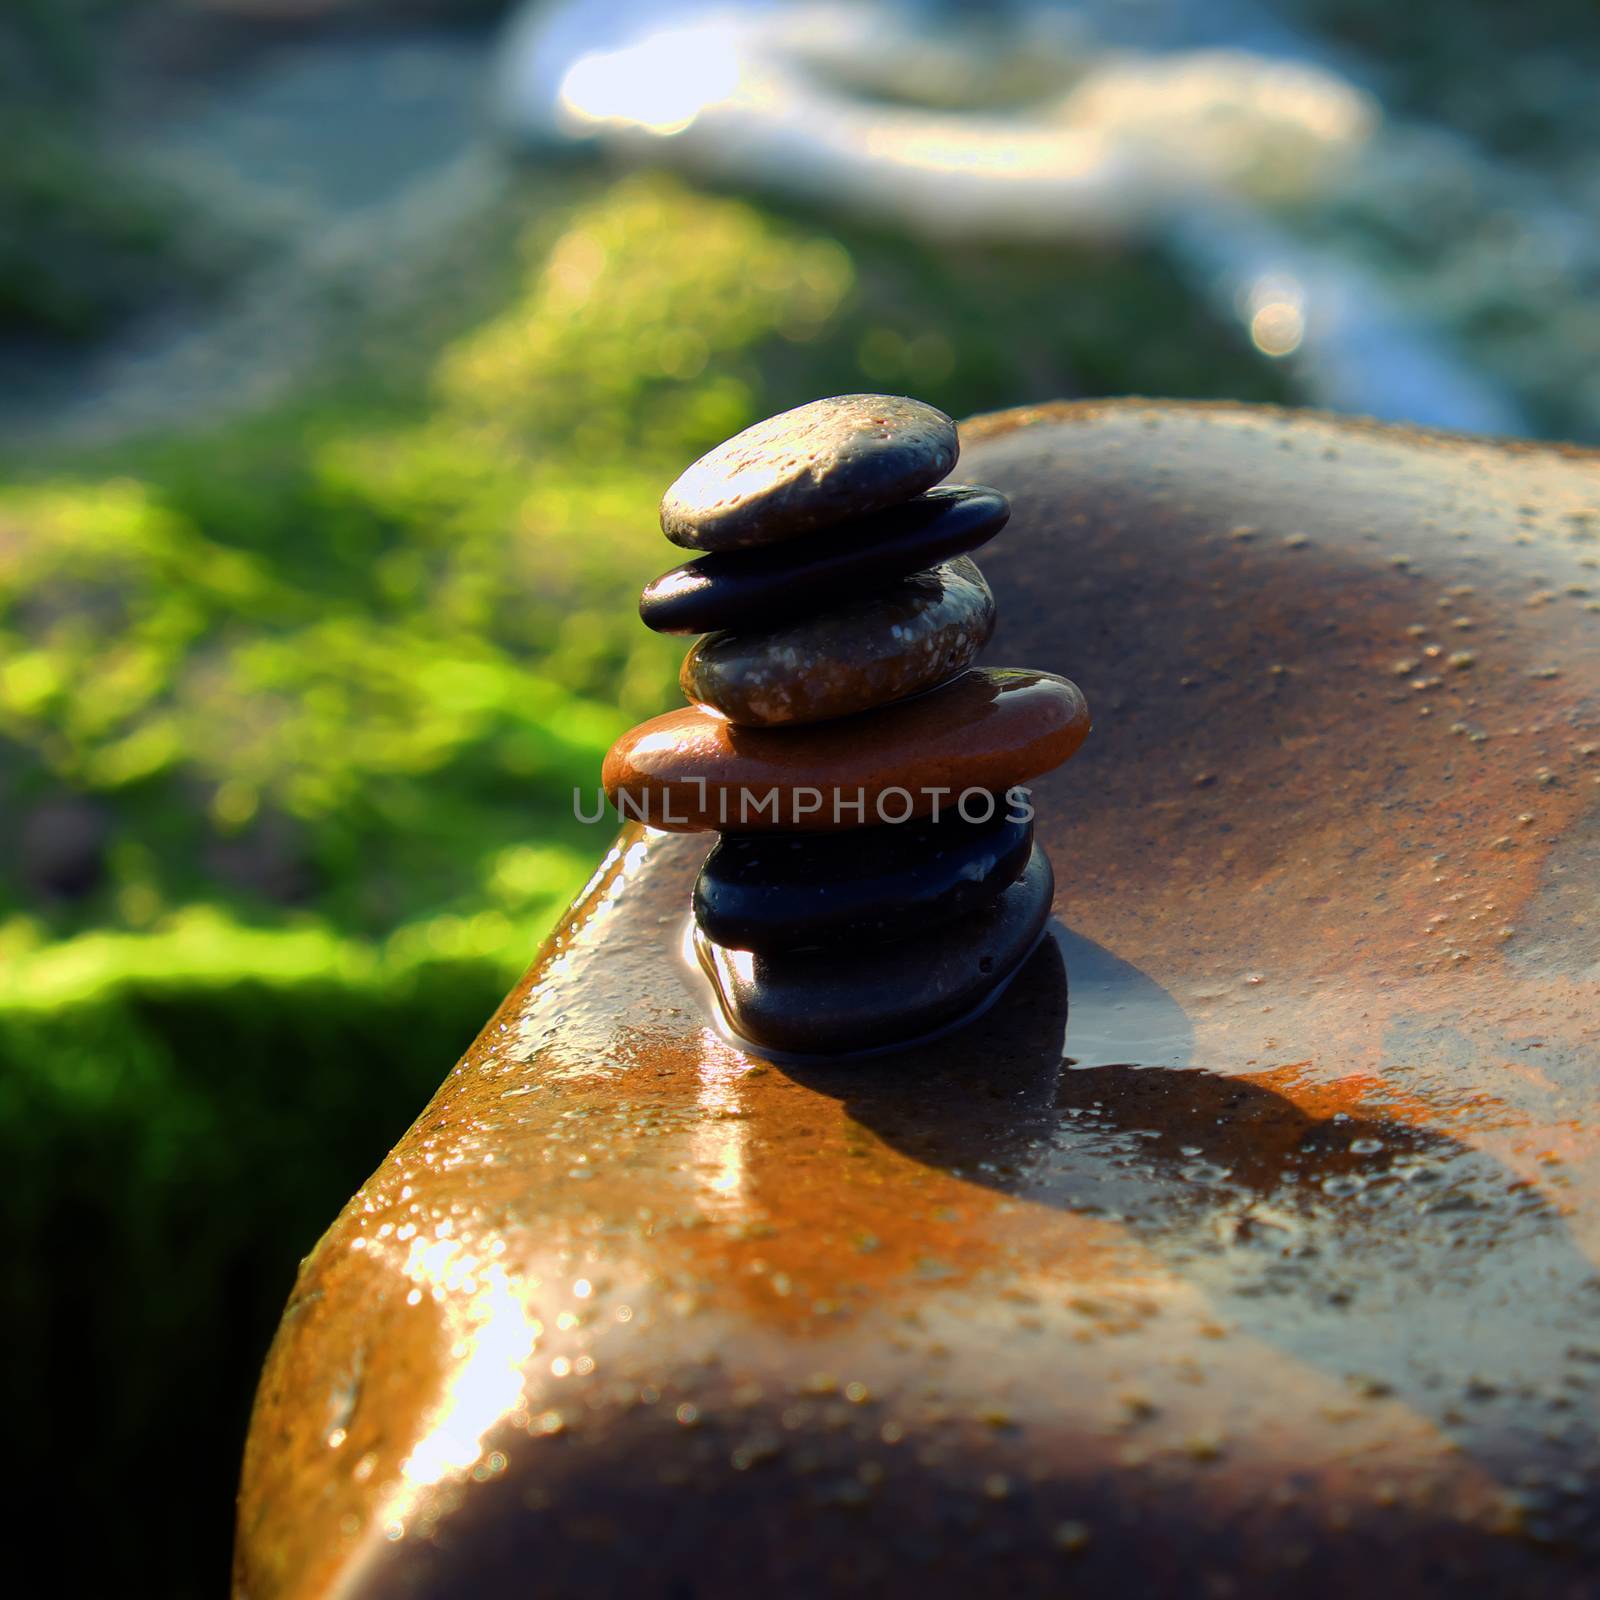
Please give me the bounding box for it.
[659,394,959,552]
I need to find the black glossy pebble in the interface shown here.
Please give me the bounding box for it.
[695,806,1033,952]
[639,485,1009,635]
[660,394,959,552]
[695,845,1054,1055]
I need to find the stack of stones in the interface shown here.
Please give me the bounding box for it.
[603,394,1091,1055]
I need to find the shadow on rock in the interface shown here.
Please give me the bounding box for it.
[781,924,1600,1549]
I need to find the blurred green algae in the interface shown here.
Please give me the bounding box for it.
[0,159,1283,1589]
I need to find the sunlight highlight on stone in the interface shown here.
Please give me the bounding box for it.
[394,1240,541,1492]
[691,1028,752,1214]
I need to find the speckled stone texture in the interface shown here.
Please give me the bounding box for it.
[238,402,1600,1600]
[640,485,1009,635]
[660,394,959,551]
[681,556,995,726]
[602,667,1091,831]
[694,806,1033,952]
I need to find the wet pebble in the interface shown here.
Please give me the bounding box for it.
[694,806,1033,952]
[696,845,1055,1053]
[660,394,958,552]
[681,556,995,726]
[639,485,1008,635]
[602,668,1091,832]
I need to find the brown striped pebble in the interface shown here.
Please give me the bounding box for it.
[601,667,1090,832]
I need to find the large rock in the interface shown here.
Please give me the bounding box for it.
[236,402,1600,1597]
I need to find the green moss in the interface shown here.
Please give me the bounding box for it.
[0,920,515,1592]
[1,172,1280,945]
[1,164,1284,1592]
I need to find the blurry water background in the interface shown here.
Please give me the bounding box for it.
[2,0,1597,1590]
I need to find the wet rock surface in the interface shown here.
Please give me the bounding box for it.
[639,485,1010,635]
[694,807,1033,952]
[602,667,1090,832]
[239,401,1600,1599]
[660,394,960,551]
[681,556,995,726]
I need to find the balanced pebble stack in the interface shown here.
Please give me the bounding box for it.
[603,394,1091,1054]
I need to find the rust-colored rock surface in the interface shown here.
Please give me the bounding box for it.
[237,402,1600,1599]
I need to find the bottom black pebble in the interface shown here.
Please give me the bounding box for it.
[695,845,1055,1055]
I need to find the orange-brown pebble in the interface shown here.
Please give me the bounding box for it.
[601,667,1090,831]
